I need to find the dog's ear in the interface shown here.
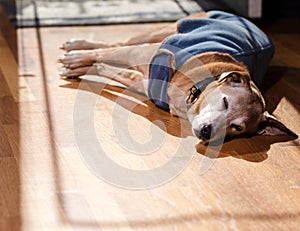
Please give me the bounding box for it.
[218,71,250,87]
[257,111,298,137]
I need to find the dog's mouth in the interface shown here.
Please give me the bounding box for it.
[193,124,229,145]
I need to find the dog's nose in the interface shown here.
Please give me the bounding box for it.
[199,124,212,140]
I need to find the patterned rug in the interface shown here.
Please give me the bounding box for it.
[13,0,203,27]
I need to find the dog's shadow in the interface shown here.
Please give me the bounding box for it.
[196,135,298,162]
[60,69,298,162]
[60,77,193,138]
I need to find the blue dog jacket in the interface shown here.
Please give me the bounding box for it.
[148,11,274,110]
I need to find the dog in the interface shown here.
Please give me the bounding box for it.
[58,11,297,144]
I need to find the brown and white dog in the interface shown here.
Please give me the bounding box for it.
[58,11,297,144]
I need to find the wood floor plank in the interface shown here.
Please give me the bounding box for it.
[0,125,14,158]
[0,31,35,102]
[0,157,20,231]
[271,36,300,68]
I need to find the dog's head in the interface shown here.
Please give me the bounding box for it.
[187,71,297,143]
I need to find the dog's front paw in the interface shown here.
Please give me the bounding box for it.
[60,39,95,52]
[58,52,97,69]
[60,39,112,51]
[58,66,93,78]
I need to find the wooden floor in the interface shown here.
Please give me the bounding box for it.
[0,6,300,231]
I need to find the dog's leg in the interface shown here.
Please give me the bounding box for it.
[59,43,160,79]
[60,39,121,52]
[61,23,178,52]
[94,63,146,94]
[121,12,207,47]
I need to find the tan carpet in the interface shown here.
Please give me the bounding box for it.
[14,0,203,27]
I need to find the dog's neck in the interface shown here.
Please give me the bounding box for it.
[185,76,217,107]
[167,52,249,119]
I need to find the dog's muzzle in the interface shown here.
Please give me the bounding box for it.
[194,124,214,141]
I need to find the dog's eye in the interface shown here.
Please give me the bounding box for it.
[230,73,242,83]
[223,97,229,110]
[231,124,243,132]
